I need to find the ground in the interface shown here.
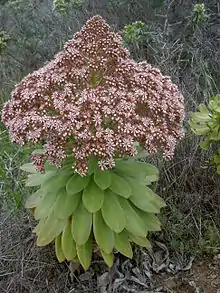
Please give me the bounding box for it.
[0,208,219,293]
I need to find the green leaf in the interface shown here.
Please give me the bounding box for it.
[125,177,165,213]
[66,174,90,194]
[53,188,81,219]
[109,172,131,198]
[71,201,92,245]
[32,149,44,155]
[94,169,111,189]
[34,191,58,220]
[76,237,92,270]
[61,219,77,260]
[114,231,133,258]
[117,197,147,237]
[25,171,56,187]
[128,233,151,248]
[101,190,126,233]
[36,211,66,246]
[34,218,45,236]
[44,162,58,171]
[20,163,37,173]
[93,210,114,254]
[131,149,148,160]
[41,167,73,194]
[88,156,98,175]
[82,179,104,213]
[100,250,114,267]
[213,155,220,165]
[200,137,211,150]
[114,160,159,185]
[55,233,66,263]
[62,155,74,166]
[134,207,161,231]
[25,189,42,209]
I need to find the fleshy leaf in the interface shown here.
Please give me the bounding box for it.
[88,156,98,175]
[134,207,161,231]
[100,250,114,267]
[94,169,111,190]
[36,211,66,246]
[114,160,159,185]
[61,219,77,260]
[53,188,81,219]
[93,210,114,254]
[20,163,37,173]
[125,177,165,213]
[109,172,131,198]
[128,233,151,248]
[82,179,104,213]
[55,233,66,263]
[71,201,92,245]
[25,171,56,187]
[41,167,73,194]
[101,190,126,233]
[66,174,90,195]
[76,237,92,270]
[114,231,133,258]
[117,197,147,237]
[25,189,42,209]
[34,191,58,220]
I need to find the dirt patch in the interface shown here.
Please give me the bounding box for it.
[161,259,220,293]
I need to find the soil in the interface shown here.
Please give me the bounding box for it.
[161,258,220,293]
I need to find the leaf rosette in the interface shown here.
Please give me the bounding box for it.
[23,156,164,270]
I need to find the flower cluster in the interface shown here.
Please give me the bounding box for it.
[2,15,185,174]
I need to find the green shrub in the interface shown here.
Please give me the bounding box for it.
[189,94,220,173]
[0,31,10,54]
[53,0,84,14]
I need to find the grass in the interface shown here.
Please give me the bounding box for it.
[0,0,220,292]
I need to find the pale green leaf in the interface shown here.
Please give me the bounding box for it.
[94,169,111,189]
[53,188,81,219]
[128,233,151,248]
[109,172,131,198]
[20,163,37,173]
[100,250,114,267]
[114,231,133,258]
[71,201,92,245]
[101,190,126,233]
[134,207,161,231]
[76,237,92,271]
[25,189,42,209]
[114,160,159,185]
[25,171,56,187]
[117,197,146,237]
[66,174,90,195]
[125,177,165,213]
[93,210,114,254]
[88,156,98,175]
[82,180,104,213]
[41,167,73,194]
[34,191,58,220]
[55,233,66,263]
[61,219,77,260]
[32,149,44,155]
[36,211,66,246]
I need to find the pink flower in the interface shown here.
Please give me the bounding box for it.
[2,15,185,175]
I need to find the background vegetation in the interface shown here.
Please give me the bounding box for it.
[0,0,219,292]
